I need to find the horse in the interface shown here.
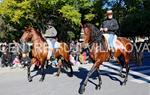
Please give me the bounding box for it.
[20,26,73,82]
[79,23,132,94]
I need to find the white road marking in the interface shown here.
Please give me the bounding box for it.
[130,76,150,83]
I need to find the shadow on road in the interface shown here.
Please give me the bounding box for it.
[30,65,57,79]
[73,66,123,92]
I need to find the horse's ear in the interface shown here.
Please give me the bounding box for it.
[37,29,40,32]
[23,27,27,32]
[28,26,32,29]
[24,27,27,30]
[24,26,30,32]
[25,26,30,30]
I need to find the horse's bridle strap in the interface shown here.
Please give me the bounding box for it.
[32,37,41,42]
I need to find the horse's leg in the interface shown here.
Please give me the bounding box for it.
[122,52,131,85]
[95,68,102,90]
[32,58,39,70]
[119,66,125,78]
[56,59,62,76]
[79,64,96,94]
[117,54,126,78]
[67,61,73,77]
[27,62,32,82]
[123,63,130,85]
[119,60,126,78]
[39,64,45,82]
[45,60,49,69]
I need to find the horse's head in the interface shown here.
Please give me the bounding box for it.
[81,23,103,44]
[20,27,35,42]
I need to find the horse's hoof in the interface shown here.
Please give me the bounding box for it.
[39,79,44,82]
[120,74,125,78]
[95,85,101,90]
[68,73,73,77]
[46,65,49,69]
[28,78,32,82]
[55,73,60,77]
[39,78,44,82]
[70,74,73,77]
[122,82,126,85]
[122,80,127,85]
[33,65,39,71]
[78,85,85,94]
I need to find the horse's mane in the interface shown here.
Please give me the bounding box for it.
[84,23,103,43]
[34,28,46,41]
[25,27,46,41]
[85,23,102,34]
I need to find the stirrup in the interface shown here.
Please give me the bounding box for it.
[50,56,55,61]
[109,49,116,61]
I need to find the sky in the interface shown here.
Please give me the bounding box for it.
[103,0,114,9]
[103,0,125,9]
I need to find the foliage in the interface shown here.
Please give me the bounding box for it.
[121,0,150,37]
[0,16,16,41]
[106,0,150,37]
[59,4,81,25]
[0,0,150,41]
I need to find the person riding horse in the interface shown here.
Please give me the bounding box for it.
[20,27,73,81]
[44,24,59,60]
[79,15,132,94]
[100,10,119,59]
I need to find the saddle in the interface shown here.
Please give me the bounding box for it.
[102,34,124,50]
[46,38,60,59]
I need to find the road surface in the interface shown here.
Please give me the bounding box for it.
[0,52,150,95]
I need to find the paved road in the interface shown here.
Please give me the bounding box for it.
[0,62,150,95]
[0,53,150,95]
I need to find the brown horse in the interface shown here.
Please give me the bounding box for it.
[20,26,73,82]
[79,23,132,94]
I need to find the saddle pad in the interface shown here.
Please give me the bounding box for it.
[102,34,125,50]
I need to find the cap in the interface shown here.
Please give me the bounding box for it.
[106,10,113,15]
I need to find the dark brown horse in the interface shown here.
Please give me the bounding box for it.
[20,27,73,82]
[79,23,132,94]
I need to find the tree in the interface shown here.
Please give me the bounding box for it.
[105,0,150,37]
[0,0,98,41]
[0,16,16,41]
[120,0,150,37]
[1,0,148,41]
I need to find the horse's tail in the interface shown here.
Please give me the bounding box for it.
[117,37,132,53]
[117,37,133,64]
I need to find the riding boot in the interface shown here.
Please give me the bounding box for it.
[110,48,116,60]
[110,51,115,59]
[51,49,56,61]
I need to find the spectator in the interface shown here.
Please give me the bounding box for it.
[12,55,21,68]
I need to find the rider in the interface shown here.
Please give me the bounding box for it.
[44,24,58,60]
[100,10,119,59]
